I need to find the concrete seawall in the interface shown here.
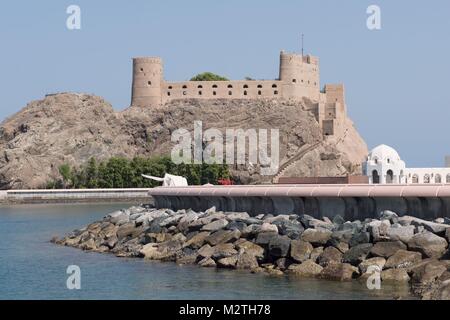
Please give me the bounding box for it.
[0,189,151,205]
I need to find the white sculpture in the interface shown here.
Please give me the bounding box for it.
[142,173,188,187]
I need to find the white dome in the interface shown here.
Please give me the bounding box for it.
[368,144,402,162]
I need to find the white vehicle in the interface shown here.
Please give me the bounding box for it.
[142,173,188,187]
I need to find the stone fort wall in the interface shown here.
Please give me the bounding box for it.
[130,51,346,136]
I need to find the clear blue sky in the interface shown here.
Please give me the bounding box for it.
[1,1,449,167]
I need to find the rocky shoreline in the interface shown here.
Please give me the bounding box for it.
[54,205,450,299]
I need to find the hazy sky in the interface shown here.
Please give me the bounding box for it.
[1,1,449,167]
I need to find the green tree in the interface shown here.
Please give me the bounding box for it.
[190,72,229,81]
[58,164,72,188]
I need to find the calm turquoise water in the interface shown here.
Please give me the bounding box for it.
[0,203,415,300]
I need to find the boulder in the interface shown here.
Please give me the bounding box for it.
[411,260,447,285]
[332,215,345,226]
[306,218,334,231]
[235,240,265,260]
[268,235,291,258]
[177,212,199,231]
[385,249,422,269]
[211,243,238,260]
[241,224,260,238]
[301,228,332,246]
[274,257,293,271]
[407,232,448,259]
[108,210,129,225]
[236,251,260,269]
[201,218,229,232]
[399,216,450,235]
[343,243,373,266]
[367,220,391,242]
[116,223,142,240]
[290,240,313,263]
[348,232,371,247]
[370,241,407,258]
[226,221,247,232]
[198,244,215,259]
[273,220,304,239]
[310,247,324,263]
[447,228,450,243]
[288,260,323,278]
[217,255,238,268]
[317,246,343,267]
[224,212,250,221]
[259,223,279,233]
[185,231,210,249]
[205,229,240,246]
[378,210,399,223]
[159,214,184,227]
[358,257,386,274]
[320,263,357,281]
[198,257,216,267]
[381,268,410,282]
[330,230,353,244]
[255,232,278,246]
[386,225,415,243]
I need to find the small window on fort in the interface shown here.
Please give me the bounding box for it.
[147,81,152,86]
[212,84,218,88]
[257,84,263,88]
[183,91,187,95]
[182,85,188,89]
[167,92,171,96]
[228,91,232,96]
[272,84,277,88]
[197,85,203,89]
[314,82,317,86]
[243,84,249,88]
[140,68,144,72]
[244,91,247,96]
[292,79,297,83]
[168,86,173,89]
[213,91,217,95]
[308,81,310,84]
[274,90,278,95]
[227,84,233,88]
[301,79,304,83]
[258,90,262,95]
[198,91,202,95]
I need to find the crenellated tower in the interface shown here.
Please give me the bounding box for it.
[131,57,163,107]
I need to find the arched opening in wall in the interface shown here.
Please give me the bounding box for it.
[447,174,450,183]
[272,84,277,88]
[243,84,249,88]
[182,91,187,96]
[435,174,442,183]
[197,85,203,89]
[372,170,380,184]
[274,90,278,95]
[412,174,419,184]
[182,85,187,89]
[292,79,297,83]
[228,91,232,96]
[243,91,248,96]
[227,84,233,88]
[147,81,152,86]
[168,86,173,89]
[424,174,431,184]
[212,84,218,88]
[167,92,171,96]
[257,84,263,88]
[387,158,390,164]
[198,91,202,96]
[374,158,378,164]
[386,170,394,184]
[213,91,217,96]
[258,90,262,95]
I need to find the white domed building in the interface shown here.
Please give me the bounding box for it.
[363,144,450,184]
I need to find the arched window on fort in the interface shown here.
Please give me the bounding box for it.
[257,84,263,88]
[167,92,171,96]
[272,84,277,88]
[183,91,187,96]
[258,90,262,95]
[372,170,380,184]
[243,84,249,88]
[168,86,173,89]
[447,174,450,183]
[412,174,419,184]
[386,170,394,184]
[274,91,278,95]
[227,84,233,88]
[243,91,247,96]
[198,91,202,95]
[435,174,442,183]
[213,91,217,96]
[292,79,297,83]
[424,174,431,184]
[212,84,218,88]
[182,85,188,89]
[197,85,203,89]
[228,91,232,96]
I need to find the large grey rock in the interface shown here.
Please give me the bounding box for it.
[385,249,422,269]
[310,247,324,263]
[177,212,199,231]
[400,216,450,235]
[205,229,240,246]
[235,240,265,260]
[367,220,391,242]
[224,211,250,221]
[217,255,238,268]
[378,210,399,223]
[255,232,278,246]
[236,251,259,269]
[198,257,216,267]
[348,231,371,247]
[185,231,210,249]
[108,210,129,225]
[201,218,229,232]
[386,225,415,243]
[272,219,304,239]
[268,235,291,258]
[226,221,247,232]
[381,268,410,282]
[411,260,447,285]
[288,260,323,278]
[301,228,332,246]
[116,222,142,240]
[358,257,386,274]
[343,243,373,266]
[317,246,343,267]
[211,243,238,260]
[290,240,313,263]
[370,241,407,258]
[320,263,357,281]
[407,232,448,259]
[259,223,278,233]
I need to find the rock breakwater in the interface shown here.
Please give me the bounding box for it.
[54,205,450,299]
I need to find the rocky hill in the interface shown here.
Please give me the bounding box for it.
[0,93,367,189]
